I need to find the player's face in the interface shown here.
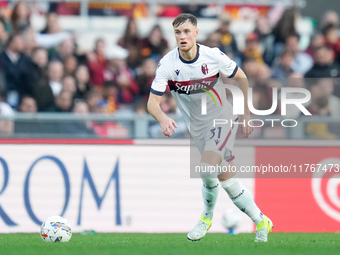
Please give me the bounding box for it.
[173,21,198,52]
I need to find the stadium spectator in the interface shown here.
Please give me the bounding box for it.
[320,10,339,32]
[104,45,139,104]
[49,37,75,63]
[31,47,48,85]
[256,64,272,79]
[118,18,143,73]
[93,99,111,115]
[11,5,72,51]
[34,60,63,111]
[305,78,340,120]
[254,16,275,66]
[40,12,61,34]
[242,58,259,79]
[46,60,64,96]
[0,91,14,135]
[87,38,106,87]
[126,44,143,77]
[271,7,300,58]
[17,95,37,112]
[85,89,103,113]
[305,45,340,78]
[10,1,31,32]
[72,99,89,114]
[102,80,120,113]
[0,32,36,108]
[322,24,340,63]
[18,24,39,56]
[306,82,327,115]
[241,33,264,66]
[61,75,77,96]
[135,58,157,101]
[202,32,222,48]
[63,55,78,76]
[74,64,92,99]
[215,16,239,60]
[305,82,336,139]
[141,24,169,62]
[49,89,73,112]
[118,18,141,51]
[19,24,73,51]
[0,20,8,52]
[284,35,314,75]
[31,46,48,70]
[271,50,294,78]
[305,33,325,59]
[316,78,340,116]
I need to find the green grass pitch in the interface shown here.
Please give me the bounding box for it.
[0,233,339,255]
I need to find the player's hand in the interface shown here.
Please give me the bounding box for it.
[240,114,254,138]
[159,116,178,137]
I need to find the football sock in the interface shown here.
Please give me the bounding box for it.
[200,163,219,219]
[220,177,263,225]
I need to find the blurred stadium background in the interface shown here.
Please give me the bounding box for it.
[0,0,339,236]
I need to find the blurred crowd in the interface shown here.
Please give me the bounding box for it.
[0,2,339,139]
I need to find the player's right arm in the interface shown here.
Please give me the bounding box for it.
[147,93,177,138]
[147,60,177,138]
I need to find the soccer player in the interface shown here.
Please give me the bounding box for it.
[147,13,273,242]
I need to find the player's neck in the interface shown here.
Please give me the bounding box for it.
[179,44,198,62]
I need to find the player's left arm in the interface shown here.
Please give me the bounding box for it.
[217,50,253,138]
[233,67,254,138]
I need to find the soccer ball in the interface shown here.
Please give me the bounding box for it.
[40,215,72,242]
[222,209,241,234]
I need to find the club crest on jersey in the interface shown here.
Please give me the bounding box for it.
[201,63,208,75]
[175,69,180,76]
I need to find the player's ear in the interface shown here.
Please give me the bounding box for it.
[195,28,199,38]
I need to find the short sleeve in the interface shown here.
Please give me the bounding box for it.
[150,61,169,96]
[218,51,238,78]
